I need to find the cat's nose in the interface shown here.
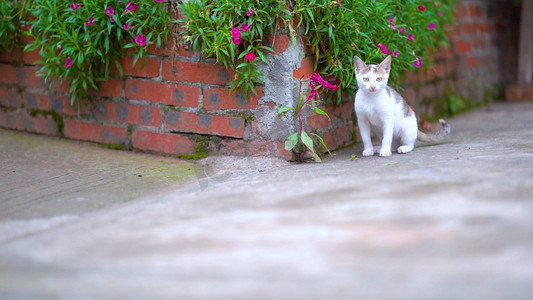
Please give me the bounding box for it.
[370,85,376,91]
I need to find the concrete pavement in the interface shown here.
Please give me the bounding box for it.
[1,102,533,299]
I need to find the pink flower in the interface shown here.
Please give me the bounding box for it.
[135,34,147,46]
[389,16,394,24]
[389,24,396,30]
[84,17,94,26]
[106,6,115,22]
[413,57,422,68]
[398,27,406,34]
[438,11,443,16]
[418,5,426,11]
[245,52,257,62]
[428,22,436,30]
[247,9,254,17]
[123,22,133,30]
[65,58,73,68]
[378,43,389,54]
[408,33,415,41]
[124,1,138,14]
[392,50,398,57]
[155,0,165,2]
[241,23,251,32]
[310,73,338,92]
[70,3,82,10]
[56,45,62,50]
[231,27,242,45]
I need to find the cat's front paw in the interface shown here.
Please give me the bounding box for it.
[379,149,392,157]
[362,148,374,157]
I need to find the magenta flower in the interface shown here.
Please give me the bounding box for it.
[389,16,394,24]
[245,52,257,62]
[241,23,251,32]
[428,22,436,30]
[398,27,406,34]
[438,11,443,17]
[124,1,138,14]
[106,6,115,22]
[418,5,426,11]
[70,3,82,10]
[231,27,242,45]
[65,58,73,68]
[123,22,133,30]
[135,34,147,46]
[408,33,415,41]
[155,0,165,2]
[247,9,254,17]
[392,50,398,57]
[378,43,389,55]
[84,17,94,26]
[389,24,396,30]
[413,57,422,68]
[310,73,338,91]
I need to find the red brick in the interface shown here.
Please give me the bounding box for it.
[88,78,123,98]
[22,93,47,110]
[125,79,199,107]
[147,41,173,57]
[264,34,290,55]
[161,60,235,85]
[23,48,42,65]
[307,110,332,131]
[132,130,195,154]
[110,56,160,78]
[204,87,262,110]
[63,119,127,144]
[293,57,315,79]
[335,101,354,120]
[477,22,493,34]
[175,42,196,58]
[0,48,22,63]
[466,55,479,69]
[94,101,162,127]
[0,87,21,108]
[0,110,23,130]
[24,112,58,135]
[165,111,245,138]
[0,64,44,88]
[454,40,473,54]
[461,22,476,36]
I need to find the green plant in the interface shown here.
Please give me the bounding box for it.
[24,0,173,104]
[179,0,456,103]
[0,0,21,52]
[177,0,292,100]
[278,73,336,162]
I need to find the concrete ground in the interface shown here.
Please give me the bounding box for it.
[1,102,532,299]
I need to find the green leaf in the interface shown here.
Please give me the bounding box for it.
[313,107,331,120]
[284,133,298,151]
[301,131,314,153]
[277,106,293,118]
[310,133,333,158]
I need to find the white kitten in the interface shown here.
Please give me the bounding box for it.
[353,55,450,157]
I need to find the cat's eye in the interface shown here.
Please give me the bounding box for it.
[363,77,369,82]
[376,77,383,82]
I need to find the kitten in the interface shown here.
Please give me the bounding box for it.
[353,55,450,157]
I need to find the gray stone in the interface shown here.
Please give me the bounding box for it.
[1,103,533,299]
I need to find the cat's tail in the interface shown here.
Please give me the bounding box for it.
[417,119,450,142]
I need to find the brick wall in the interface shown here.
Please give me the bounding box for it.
[402,0,519,122]
[0,0,520,160]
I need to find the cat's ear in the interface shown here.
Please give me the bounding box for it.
[354,56,366,74]
[379,55,392,74]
